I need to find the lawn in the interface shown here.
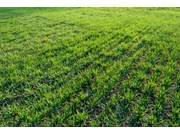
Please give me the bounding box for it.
[0,7,180,126]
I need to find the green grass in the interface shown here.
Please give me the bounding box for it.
[0,7,180,127]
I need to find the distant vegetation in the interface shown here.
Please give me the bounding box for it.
[0,8,180,126]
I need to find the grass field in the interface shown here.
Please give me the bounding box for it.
[0,7,180,127]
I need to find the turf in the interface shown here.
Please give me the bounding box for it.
[0,7,180,127]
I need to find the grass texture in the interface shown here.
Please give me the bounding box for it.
[0,7,180,127]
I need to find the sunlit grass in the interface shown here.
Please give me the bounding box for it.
[0,7,180,127]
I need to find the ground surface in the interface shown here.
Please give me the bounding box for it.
[0,8,180,126]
